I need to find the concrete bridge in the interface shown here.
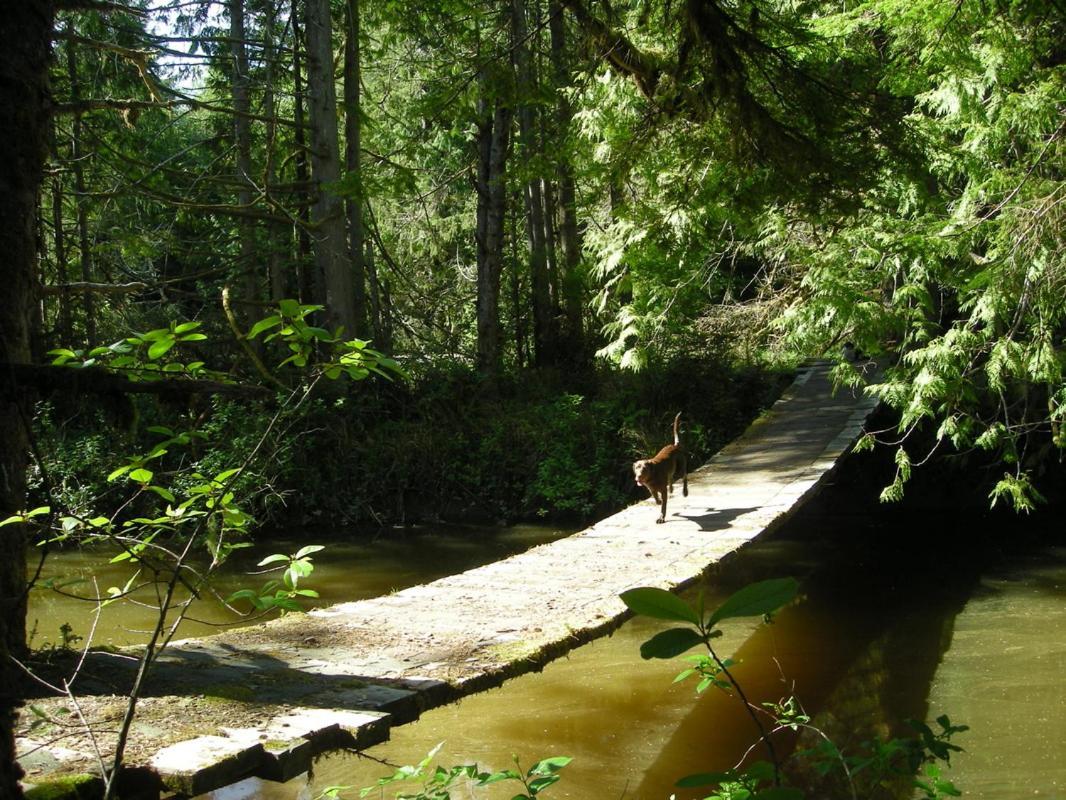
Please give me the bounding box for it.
[18,360,880,798]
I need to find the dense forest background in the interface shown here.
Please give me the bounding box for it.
[0,0,1063,795]
[20,0,1066,528]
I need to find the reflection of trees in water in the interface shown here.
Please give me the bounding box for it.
[788,604,962,799]
[634,516,979,800]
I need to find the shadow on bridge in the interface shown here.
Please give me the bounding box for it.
[24,637,433,725]
[676,507,759,532]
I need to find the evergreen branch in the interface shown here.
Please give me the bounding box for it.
[55,0,145,15]
[54,98,174,115]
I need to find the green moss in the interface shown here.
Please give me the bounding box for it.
[262,738,295,751]
[485,640,539,663]
[200,684,255,702]
[25,773,103,800]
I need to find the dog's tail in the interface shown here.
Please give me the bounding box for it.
[675,413,688,496]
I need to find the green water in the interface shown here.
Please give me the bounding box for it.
[28,512,1066,799]
[26,524,573,649]
[204,512,1066,800]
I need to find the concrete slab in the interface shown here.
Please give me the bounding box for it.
[150,736,265,797]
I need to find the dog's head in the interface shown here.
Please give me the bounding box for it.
[632,459,651,485]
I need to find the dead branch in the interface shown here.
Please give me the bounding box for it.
[41,282,148,297]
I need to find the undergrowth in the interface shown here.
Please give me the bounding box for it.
[29,351,790,530]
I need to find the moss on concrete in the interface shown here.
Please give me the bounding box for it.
[200,684,255,702]
[24,773,103,800]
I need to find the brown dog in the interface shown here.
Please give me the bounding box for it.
[633,412,689,524]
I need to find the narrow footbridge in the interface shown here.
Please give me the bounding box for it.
[19,360,879,798]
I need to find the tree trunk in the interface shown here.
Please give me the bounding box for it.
[549,0,585,359]
[305,0,357,335]
[541,175,560,306]
[231,0,261,334]
[263,0,288,302]
[344,0,369,337]
[511,0,555,367]
[291,0,315,305]
[509,197,526,368]
[66,29,96,347]
[475,73,512,380]
[0,3,54,797]
[50,170,72,346]
[365,238,387,348]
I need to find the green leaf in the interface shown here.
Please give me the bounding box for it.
[294,545,324,559]
[248,315,282,339]
[288,559,314,578]
[272,597,303,612]
[620,587,700,625]
[527,775,560,793]
[480,769,522,785]
[107,465,132,481]
[0,506,50,527]
[128,468,154,483]
[147,337,176,360]
[706,578,799,627]
[696,677,716,693]
[226,589,259,604]
[214,468,241,484]
[639,627,705,659]
[528,756,571,776]
[257,553,290,567]
[148,485,176,502]
[173,321,201,334]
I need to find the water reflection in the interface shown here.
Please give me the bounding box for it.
[923,545,1066,799]
[32,509,1065,799]
[209,511,1066,800]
